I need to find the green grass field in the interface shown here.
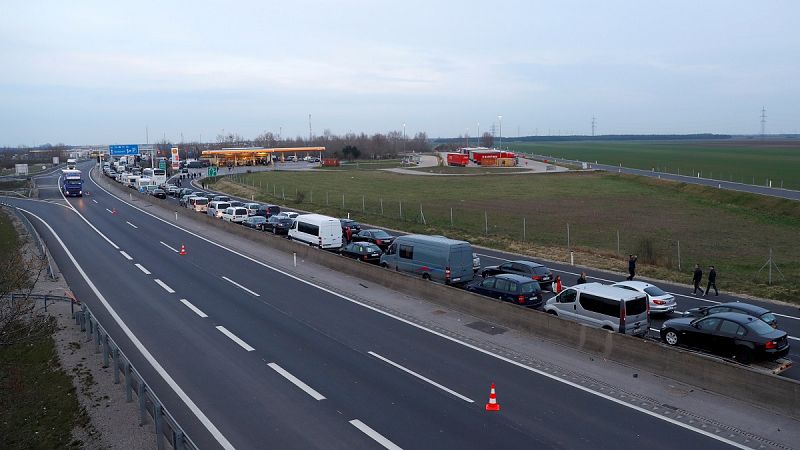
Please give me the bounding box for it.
[508,140,800,190]
[215,168,800,302]
[0,210,17,258]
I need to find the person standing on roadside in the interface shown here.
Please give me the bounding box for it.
[627,254,638,280]
[705,266,718,296]
[692,264,704,295]
[576,272,587,284]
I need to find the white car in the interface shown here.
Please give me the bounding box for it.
[275,211,300,220]
[222,207,249,223]
[611,280,676,314]
[244,203,261,216]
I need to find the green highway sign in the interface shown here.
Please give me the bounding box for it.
[207,167,218,177]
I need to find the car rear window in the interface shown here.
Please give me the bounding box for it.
[747,319,774,335]
[759,312,777,325]
[235,208,247,215]
[644,286,667,296]
[625,296,648,315]
[195,199,209,205]
[531,266,550,276]
[519,282,541,294]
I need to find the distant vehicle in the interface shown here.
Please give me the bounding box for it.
[67,158,77,169]
[481,260,554,291]
[151,188,167,199]
[351,229,395,249]
[446,153,469,166]
[142,168,167,185]
[188,197,209,212]
[380,234,474,285]
[288,213,343,249]
[612,281,676,315]
[544,283,649,336]
[340,242,383,264]
[253,204,281,218]
[661,312,790,364]
[222,207,248,223]
[229,200,245,208]
[467,274,544,308]
[340,218,362,233]
[264,216,293,234]
[683,302,779,329]
[61,169,83,197]
[244,203,262,216]
[186,161,203,169]
[275,211,299,220]
[212,195,231,203]
[243,215,268,230]
[472,253,481,274]
[207,201,231,218]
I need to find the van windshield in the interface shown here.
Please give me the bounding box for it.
[626,297,648,315]
[195,199,209,205]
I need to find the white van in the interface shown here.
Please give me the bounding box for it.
[544,282,650,336]
[126,175,141,188]
[135,177,155,191]
[187,196,209,212]
[208,201,231,218]
[222,207,248,223]
[288,213,342,249]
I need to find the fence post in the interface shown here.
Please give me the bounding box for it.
[451,208,454,227]
[616,230,620,255]
[94,326,101,352]
[342,193,345,209]
[380,198,384,215]
[362,196,365,213]
[139,383,147,425]
[484,211,488,235]
[155,404,165,450]
[677,240,681,271]
[102,334,110,368]
[399,201,402,219]
[282,187,285,201]
[113,348,120,384]
[522,217,526,241]
[310,191,313,203]
[125,363,133,402]
[567,223,571,250]
[420,204,426,225]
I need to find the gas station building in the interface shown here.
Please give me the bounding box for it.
[200,147,326,167]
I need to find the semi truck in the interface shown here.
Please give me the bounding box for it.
[446,153,469,166]
[61,169,83,197]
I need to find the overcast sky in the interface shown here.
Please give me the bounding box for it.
[1,0,798,146]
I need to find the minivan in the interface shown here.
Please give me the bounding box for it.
[187,196,209,212]
[222,207,249,223]
[380,234,474,285]
[544,283,649,336]
[208,201,231,218]
[288,213,343,249]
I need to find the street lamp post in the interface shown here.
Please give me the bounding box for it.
[498,115,503,149]
[403,123,406,153]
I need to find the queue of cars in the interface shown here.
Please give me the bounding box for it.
[102,165,790,365]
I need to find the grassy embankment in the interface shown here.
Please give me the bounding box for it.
[0,211,85,448]
[508,140,800,190]
[210,167,800,303]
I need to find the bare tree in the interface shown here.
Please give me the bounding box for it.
[480,132,494,148]
[0,237,49,346]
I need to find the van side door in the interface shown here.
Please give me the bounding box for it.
[553,288,578,319]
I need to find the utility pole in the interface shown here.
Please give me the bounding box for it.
[308,114,313,143]
[591,116,596,137]
[498,115,503,149]
[760,107,767,139]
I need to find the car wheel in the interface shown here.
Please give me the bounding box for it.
[422,273,431,281]
[663,329,679,346]
[481,272,487,279]
[734,346,753,365]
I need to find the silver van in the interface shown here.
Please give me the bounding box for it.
[380,234,474,285]
[544,282,649,336]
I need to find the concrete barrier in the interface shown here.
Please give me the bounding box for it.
[106,174,800,419]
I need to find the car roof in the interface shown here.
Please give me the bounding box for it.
[712,302,770,315]
[507,260,544,269]
[492,273,537,283]
[704,311,771,325]
[612,281,654,290]
[569,282,644,301]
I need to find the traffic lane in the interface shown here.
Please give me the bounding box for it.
[29,198,386,449]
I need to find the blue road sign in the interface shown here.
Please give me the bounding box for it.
[109,144,140,156]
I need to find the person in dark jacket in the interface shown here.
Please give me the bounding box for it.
[692,264,704,295]
[626,255,637,280]
[704,266,718,296]
[576,272,588,284]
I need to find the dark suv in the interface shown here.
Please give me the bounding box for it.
[254,204,281,218]
[467,274,544,308]
[481,260,554,291]
[351,229,395,250]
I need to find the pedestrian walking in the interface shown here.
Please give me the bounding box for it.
[554,275,563,293]
[626,254,638,280]
[345,226,353,243]
[576,272,587,284]
[692,264,704,295]
[704,266,718,296]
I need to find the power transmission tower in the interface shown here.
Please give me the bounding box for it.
[760,107,767,139]
[591,116,596,137]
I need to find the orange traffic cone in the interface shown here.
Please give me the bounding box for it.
[485,383,500,411]
[179,243,187,256]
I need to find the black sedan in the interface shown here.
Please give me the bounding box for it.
[340,242,382,264]
[466,274,544,308]
[480,260,554,291]
[660,312,790,364]
[151,188,167,199]
[340,219,362,233]
[264,216,293,234]
[684,302,779,329]
[351,229,395,249]
[243,215,268,230]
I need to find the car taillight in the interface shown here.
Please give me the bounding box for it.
[518,295,525,304]
[445,267,451,282]
[765,341,778,349]
[376,239,382,245]
[653,299,666,305]
[532,275,541,281]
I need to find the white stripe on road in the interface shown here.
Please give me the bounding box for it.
[154,279,175,294]
[267,363,326,401]
[126,221,138,229]
[105,208,113,213]
[92,199,98,204]
[134,263,151,275]
[119,250,133,260]
[216,326,255,351]
[349,420,402,450]
[221,276,260,297]
[180,299,208,318]
[368,351,474,403]
[160,241,178,253]
[789,336,800,342]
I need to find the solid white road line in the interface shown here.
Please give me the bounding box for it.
[86,169,750,448]
[126,221,138,229]
[119,251,133,260]
[368,351,474,403]
[92,199,98,204]
[221,276,260,297]
[134,263,151,275]
[106,208,113,213]
[160,241,178,253]
[180,299,208,318]
[789,336,800,342]
[349,420,402,450]
[17,208,235,450]
[267,363,326,401]
[154,279,176,294]
[216,326,255,351]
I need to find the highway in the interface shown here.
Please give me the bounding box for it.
[0,161,792,449]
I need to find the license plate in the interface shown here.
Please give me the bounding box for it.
[452,277,461,282]
[371,253,379,257]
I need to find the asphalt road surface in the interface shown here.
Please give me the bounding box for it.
[0,161,792,449]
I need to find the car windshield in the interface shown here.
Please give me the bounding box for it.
[520,282,541,294]
[760,313,777,325]
[644,286,667,296]
[364,244,381,252]
[747,319,775,335]
[372,230,391,238]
